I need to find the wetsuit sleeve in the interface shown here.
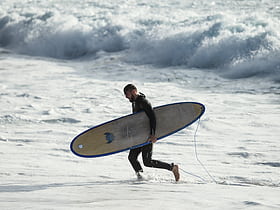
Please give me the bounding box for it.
[141,99,156,136]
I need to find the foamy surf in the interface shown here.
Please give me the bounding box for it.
[1,1,279,82]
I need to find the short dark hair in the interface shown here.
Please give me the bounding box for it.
[123,84,137,94]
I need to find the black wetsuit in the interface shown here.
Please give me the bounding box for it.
[128,93,173,173]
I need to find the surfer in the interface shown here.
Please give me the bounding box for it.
[123,84,180,181]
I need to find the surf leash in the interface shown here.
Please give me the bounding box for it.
[193,118,217,183]
[179,167,207,183]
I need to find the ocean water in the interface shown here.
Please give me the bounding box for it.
[0,0,280,209]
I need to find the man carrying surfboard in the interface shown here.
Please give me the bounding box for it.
[123,84,180,182]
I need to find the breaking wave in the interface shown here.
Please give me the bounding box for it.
[0,12,126,59]
[0,10,279,81]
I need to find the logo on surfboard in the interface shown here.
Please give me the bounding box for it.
[104,132,114,144]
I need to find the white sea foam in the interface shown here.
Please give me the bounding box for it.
[0,1,279,81]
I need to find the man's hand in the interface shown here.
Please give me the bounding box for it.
[147,135,157,143]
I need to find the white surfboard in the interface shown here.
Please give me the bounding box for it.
[70,102,205,158]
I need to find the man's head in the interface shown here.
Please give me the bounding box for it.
[124,84,138,102]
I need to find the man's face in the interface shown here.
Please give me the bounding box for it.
[125,90,135,102]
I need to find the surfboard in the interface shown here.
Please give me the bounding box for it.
[70,102,205,158]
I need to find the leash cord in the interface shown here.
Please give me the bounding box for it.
[179,167,207,183]
[193,118,217,183]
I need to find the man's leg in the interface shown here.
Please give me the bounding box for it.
[141,143,173,170]
[142,143,180,181]
[128,147,143,173]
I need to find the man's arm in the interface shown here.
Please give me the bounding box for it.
[141,99,157,142]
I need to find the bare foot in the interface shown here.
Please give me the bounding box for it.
[172,165,180,182]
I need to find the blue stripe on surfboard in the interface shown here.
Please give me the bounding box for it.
[70,102,205,158]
